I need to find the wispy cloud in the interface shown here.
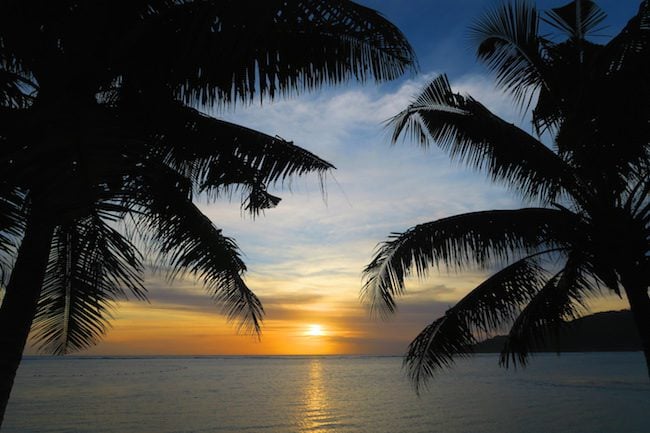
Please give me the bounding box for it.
[59,69,625,357]
[91,72,523,354]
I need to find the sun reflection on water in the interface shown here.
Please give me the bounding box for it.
[300,359,332,433]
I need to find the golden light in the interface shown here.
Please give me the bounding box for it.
[306,324,325,337]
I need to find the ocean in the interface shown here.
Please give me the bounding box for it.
[3,353,648,433]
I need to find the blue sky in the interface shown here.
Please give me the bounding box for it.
[78,1,638,356]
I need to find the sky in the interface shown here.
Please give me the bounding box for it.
[31,0,639,356]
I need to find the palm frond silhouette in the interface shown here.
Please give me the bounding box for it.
[363,0,650,391]
[0,0,416,423]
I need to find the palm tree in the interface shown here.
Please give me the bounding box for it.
[0,0,416,423]
[363,0,649,389]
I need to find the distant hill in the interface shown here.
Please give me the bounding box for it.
[474,310,642,353]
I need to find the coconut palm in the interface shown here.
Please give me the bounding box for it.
[363,0,649,389]
[0,0,415,423]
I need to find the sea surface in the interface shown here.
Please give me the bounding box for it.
[3,353,649,433]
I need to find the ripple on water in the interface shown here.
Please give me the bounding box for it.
[4,354,649,433]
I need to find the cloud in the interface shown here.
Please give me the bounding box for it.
[189,71,528,341]
[77,70,543,355]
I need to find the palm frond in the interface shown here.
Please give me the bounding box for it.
[125,0,416,106]
[362,208,572,316]
[530,82,563,136]
[158,107,333,212]
[404,255,549,390]
[624,167,650,219]
[388,75,578,203]
[0,187,25,283]
[601,0,650,75]
[469,0,546,106]
[560,2,650,183]
[404,316,471,391]
[546,0,650,190]
[120,97,334,215]
[499,250,599,367]
[542,1,607,40]
[0,70,35,109]
[133,170,264,335]
[32,214,145,354]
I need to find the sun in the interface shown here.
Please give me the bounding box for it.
[306,324,325,337]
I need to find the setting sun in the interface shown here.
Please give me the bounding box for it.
[306,324,325,337]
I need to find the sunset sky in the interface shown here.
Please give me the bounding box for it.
[29,0,638,356]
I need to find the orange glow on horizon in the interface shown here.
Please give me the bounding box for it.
[24,274,631,357]
[58,301,353,356]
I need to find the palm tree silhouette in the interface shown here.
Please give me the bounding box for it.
[363,0,649,389]
[0,0,415,423]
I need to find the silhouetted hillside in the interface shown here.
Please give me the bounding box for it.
[474,310,642,353]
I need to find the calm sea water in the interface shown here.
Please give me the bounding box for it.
[3,353,649,433]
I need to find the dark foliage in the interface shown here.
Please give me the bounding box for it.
[364,0,650,388]
[0,0,414,352]
[0,1,416,424]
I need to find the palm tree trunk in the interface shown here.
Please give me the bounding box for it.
[0,209,54,427]
[621,272,650,378]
